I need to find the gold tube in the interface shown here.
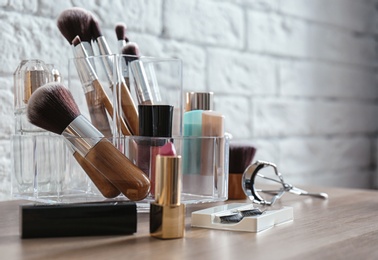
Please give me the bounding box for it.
[150,155,185,239]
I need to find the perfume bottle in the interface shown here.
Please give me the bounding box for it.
[14,59,52,134]
[12,60,66,197]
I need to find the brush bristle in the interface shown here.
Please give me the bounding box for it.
[229,144,256,173]
[27,83,81,135]
[121,42,140,56]
[90,15,102,39]
[115,23,127,41]
[72,35,81,46]
[57,7,93,43]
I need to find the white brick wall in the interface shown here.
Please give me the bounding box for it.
[0,0,377,200]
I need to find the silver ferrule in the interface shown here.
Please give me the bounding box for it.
[130,60,153,104]
[96,36,114,84]
[72,44,98,93]
[62,115,104,157]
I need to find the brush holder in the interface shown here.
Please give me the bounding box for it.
[11,135,229,204]
[11,55,229,205]
[67,55,183,138]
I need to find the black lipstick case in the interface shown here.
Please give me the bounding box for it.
[20,201,137,238]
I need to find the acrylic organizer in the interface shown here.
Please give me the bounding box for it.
[11,55,230,205]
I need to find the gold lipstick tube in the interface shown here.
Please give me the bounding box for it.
[150,155,185,239]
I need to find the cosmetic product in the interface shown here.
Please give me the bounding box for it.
[182,110,203,175]
[20,201,137,238]
[182,92,215,175]
[13,60,60,195]
[228,144,256,200]
[14,59,52,134]
[191,203,293,233]
[27,83,151,201]
[185,92,214,112]
[137,105,173,194]
[150,155,185,239]
[72,36,130,136]
[201,111,225,177]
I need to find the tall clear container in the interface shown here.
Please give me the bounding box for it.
[11,60,68,199]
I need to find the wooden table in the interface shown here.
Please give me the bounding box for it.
[1,186,378,259]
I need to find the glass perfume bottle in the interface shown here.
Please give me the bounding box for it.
[12,60,66,198]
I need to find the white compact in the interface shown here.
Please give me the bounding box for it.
[191,203,293,232]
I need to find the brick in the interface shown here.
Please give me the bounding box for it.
[0,90,14,138]
[38,0,73,18]
[208,48,277,95]
[278,0,376,33]
[131,33,207,92]
[214,95,251,138]
[7,0,37,12]
[242,0,278,11]
[0,0,8,7]
[72,0,163,35]
[253,98,378,137]
[279,60,378,100]
[0,139,11,200]
[0,11,71,75]
[0,76,12,91]
[279,136,372,175]
[246,138,279,163]
[247,11,377,66]
[215,0,278,11]
[164,0,244,48]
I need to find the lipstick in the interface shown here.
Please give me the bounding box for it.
[150,155,185,239]
[137,105,173,194]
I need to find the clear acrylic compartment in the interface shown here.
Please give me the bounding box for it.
[11,135,99,203]
[67,55,183,138]
[11,135,229,204]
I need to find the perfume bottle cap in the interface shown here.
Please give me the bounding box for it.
[155,155,182,206]
[185,92,214,111]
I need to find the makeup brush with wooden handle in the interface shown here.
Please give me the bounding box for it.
[91,15,139,135]
[72,36,131,136]
[69,145,121,198]
[115,22,129,52]
[27,83,151,201]
[228,144,256,200]
[57,7,95,57]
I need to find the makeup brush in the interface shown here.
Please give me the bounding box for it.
[57,7,95,57]
[122,43,153,106]
[115,22,129,52]
[27,83,151,201]
[72,36,131,136]
[91,16,140,136]
[121,42,140,88]
[69,145,121,198]
[228,144,256,200]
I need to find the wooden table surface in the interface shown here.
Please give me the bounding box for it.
[1,186,378,260]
